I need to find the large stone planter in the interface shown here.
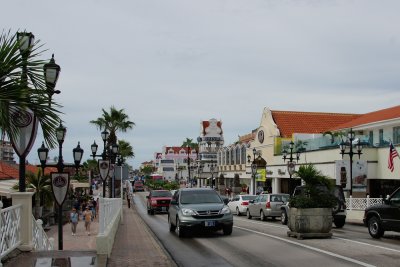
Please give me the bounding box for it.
[287,207,332,239]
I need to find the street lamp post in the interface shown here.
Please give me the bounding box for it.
[91,130,119,197]
[208,161,216,188]
[247,148,261,195]
[12,32,61,193]
[340,129,363,196]
[282,141,301,194]
[37,122,84,250]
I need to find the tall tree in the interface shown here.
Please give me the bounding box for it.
[0,30,62,148]
[90,106,135,146]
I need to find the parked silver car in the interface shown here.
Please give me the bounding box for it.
[228,194,257,216]
[247,193,289,221]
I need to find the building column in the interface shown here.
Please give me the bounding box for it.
[11,192,35,251]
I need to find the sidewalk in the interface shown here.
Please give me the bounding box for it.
[107,198,177,267]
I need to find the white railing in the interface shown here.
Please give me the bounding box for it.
[345,196,386,210]
[98,197,122,234]
[32,216,54,251]
[0,203,22,262]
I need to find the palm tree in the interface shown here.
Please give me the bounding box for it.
[12,169,52,218]
[118,139,135,159]
[90,106,135,146]
[0,30,62,148]
[181,138,198,153]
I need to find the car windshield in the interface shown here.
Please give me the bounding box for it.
[152,191,172,197]
[180,190,222,204]
[242,195,257,201]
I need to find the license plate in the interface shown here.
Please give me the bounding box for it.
[205,221,215,227]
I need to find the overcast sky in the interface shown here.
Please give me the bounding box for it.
[2,0,400,169]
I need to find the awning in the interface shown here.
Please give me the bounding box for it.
[70,180,90,190]
[0,180,18,198]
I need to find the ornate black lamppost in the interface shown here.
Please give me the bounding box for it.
[282,141,301,194]
[209,160,216,188]
[247,148,261,195]
[12,32,61,192]
[37,122,83,250]
[340,129,363,196]
[91,131,119,198]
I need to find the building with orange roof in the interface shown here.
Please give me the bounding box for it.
[218,105,400,198]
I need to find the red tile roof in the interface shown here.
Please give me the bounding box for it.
[0,162,57,180]
[0,162,19,180]
[271,110,361,138]
[332,105,400,130]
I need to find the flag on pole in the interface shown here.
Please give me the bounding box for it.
[388,142,399,172]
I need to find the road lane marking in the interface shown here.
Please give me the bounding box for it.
[234,217,400,253]
[234,226,376,267]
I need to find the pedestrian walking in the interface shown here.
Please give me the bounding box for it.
[83,206,93,235]
[69,208,79,236]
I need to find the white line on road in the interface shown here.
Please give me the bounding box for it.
[234,217,400,254]
[234,225,376,267]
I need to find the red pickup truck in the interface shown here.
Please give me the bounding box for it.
[146,190,172,215]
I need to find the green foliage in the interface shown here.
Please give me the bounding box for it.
[289,164,337,209]
[145,179,179,190]
[1,30,62,148]
[141,165,153,175]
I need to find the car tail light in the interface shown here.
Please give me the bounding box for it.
[151,200,157,205]
[241,201,249,206]
[266,201,271,208]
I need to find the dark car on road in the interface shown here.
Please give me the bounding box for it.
[280,185,347,228]
[146,190,172,215]
[168,188,233,237]
[363,186,400,238]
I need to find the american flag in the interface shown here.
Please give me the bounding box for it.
[388,142,399,172]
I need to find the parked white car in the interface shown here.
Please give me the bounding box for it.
[228,194,257,216]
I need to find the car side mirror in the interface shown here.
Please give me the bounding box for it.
[223,198,229,205]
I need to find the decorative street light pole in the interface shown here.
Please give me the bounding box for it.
[282,141,301,194]
[37,122,83,250]
[91,130,119,197]
[247,148,261,195]
[209,160,216,188]
[340,129,363,196]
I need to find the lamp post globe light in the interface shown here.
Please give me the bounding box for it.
[282,141,301,194]
[37,122,84,251]
[339,129,363,196]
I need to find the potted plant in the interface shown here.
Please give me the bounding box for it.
[287,164,337,239]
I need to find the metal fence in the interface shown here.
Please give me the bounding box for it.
[345,196,385,210]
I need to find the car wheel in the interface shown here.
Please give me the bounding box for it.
[176,217,186,238]
[281,210,288,225]
[247,209,252,219]
[368,216,384,238]
[333,217,345,228]
[236,207,241,216]
[223,225,233,235]
[168,216,176,232]
[260,211,266,221]
[332,200,341,214]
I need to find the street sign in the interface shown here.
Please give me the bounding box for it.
[98,159,110,181]
[51,172,70,206]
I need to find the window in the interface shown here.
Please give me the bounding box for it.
[369,131,373,146]
[393,127,400,144]
[379,129,384,145]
